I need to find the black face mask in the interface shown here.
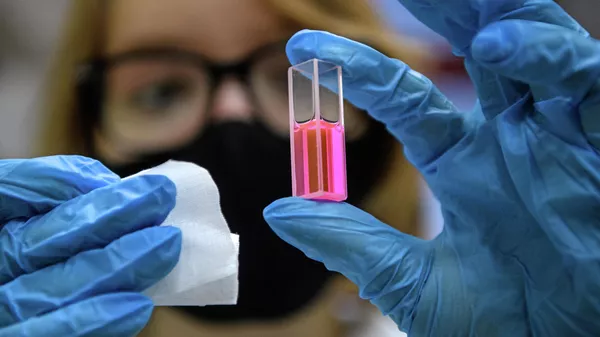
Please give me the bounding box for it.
[104,119,395,322]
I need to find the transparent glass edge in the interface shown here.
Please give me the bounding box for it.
[337,66,344,127]
[291,58,339,74]
[287,65,298,196]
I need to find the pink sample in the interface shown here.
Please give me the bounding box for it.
[288,59,347,201]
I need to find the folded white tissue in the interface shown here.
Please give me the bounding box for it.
[124,160,239,306]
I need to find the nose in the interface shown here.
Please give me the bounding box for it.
[210,76,253,123]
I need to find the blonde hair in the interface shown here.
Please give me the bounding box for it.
[37,0,425,235]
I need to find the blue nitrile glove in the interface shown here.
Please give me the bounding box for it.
[396,0,589,119]
[264,20,600,337]
[0,156,182,337]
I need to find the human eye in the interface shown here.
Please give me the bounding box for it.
[129,77,192,114]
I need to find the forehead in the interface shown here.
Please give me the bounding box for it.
[105,0,292,61]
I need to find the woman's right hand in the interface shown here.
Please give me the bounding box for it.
[0,156,182,337]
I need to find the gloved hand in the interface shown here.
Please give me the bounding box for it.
[264,17,600,337]
[0,156,182,337]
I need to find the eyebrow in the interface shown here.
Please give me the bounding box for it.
[106,38,290,65]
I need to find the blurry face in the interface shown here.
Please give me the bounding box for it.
[95,0,367,163]
[90,0,392,322]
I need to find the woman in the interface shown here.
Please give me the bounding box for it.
[36,0,437,336]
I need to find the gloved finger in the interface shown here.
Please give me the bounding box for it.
[0,293,153,337]
[396,0,586,57]
[466,2,588,120]
[0,174,176,284]
[398,0,588,120]
[287,30,470,170]
[263,197,432,329]
[0,156,120,223]
[471,20,600,104]
[471,20,600,147]
[0,225,181,325]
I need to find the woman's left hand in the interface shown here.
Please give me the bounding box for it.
[264,16,600,336]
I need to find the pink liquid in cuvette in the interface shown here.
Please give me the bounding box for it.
[292,119,347,201]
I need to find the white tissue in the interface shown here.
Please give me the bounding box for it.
[124,160,239,306]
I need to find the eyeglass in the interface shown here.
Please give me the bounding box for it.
[76,40,365,154]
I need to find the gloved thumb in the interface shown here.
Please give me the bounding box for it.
[263,197,433,328]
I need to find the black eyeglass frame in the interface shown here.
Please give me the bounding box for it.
[75,40,289,154]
